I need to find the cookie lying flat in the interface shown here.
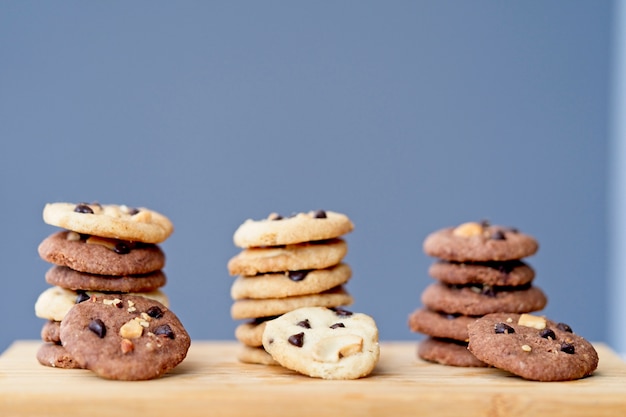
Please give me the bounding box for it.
[237,345,279,366]
[408,308,477,342]
[233,210,354,248]
[41,320,61,344]
[231,263,351,300]
[421,282,547,316]
[36,343,82,369]
[231,287,353,320]
[45,265,167,293]
[423,221,538,262]
[35,286,169,322]
[467,313,598,381]
[43,202,174,244]
[60,294,190,380]
[235,317,278,347]
[417,337,487,368]
[38,231,166,276]
[428,260,535,287]
[228,238,348,276]
[262,307,380,380]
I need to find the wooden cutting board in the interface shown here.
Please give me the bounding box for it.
[1,341,625,416]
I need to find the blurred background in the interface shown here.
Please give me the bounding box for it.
[1,1,623,355]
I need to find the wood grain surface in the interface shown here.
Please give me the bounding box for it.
[1,341,625,417]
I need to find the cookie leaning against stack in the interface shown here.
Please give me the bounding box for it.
[408,220,547,367]
[34,201,190,380]
[228,210,355,365]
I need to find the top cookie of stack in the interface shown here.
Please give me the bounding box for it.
[227,210,355,365]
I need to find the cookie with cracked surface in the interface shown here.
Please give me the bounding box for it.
[262,306,380,379]
[428,259,535,286]
[423,221,538,262]
[408,308,477,342]
[467,313,598,381]
[228,238,348,276]
[45,265,166,293]
[417,337,487,367]
[38,230,165,275]
[43,202,173,244]
[60,294,190,380]
[231,263,351,300]
[420,282,547,316]
[233,210,354,248]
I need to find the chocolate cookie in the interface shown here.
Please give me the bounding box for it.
[417,337,487,368]
[233,210,354,248]
[420,282,547,316]
[38,231,166,276]
[45,265,167,293]
[467,313,599,381]
[428,260,535,286]
[423,221,538,262]
[60,294,190,380]
[36,343,82,369]
[41,320,62,344]
[408,308,477,342]
[228,238,348,276]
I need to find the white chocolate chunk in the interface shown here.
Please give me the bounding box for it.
[119,319,144,339]
[312,334,363,363]
[518,313,547,330]
[452,222,484,238]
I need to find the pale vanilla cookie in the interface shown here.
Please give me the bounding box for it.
[235,321,267,347]
[35,286,169,322]
[228,238,348,276]
[233,210,354,248]
[43,202,174,244]
[262,307,380,379]
[231,263,352,300]
[231,287,353,320]
[237,345,279,366]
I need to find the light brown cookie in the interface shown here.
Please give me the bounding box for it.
[233,210,354,248]
[467,313,599,381]
[230,263,351,300]
[428,260,535,286]
[236,345,279,366]
[228,238,348,276]
[60,294,190,380]
[417,337,487,367]
[38,230,166,275]
[45,265,167,293]
[230,287,353,320]
[262,307,380,379]
[36,343,82,369]
[420,282,547,316]
[423,221,538,262]
[408,308,477,342]
[235,317,277,347]
[43,202,174,244]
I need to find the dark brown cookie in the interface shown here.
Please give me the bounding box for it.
[36,343,82,369]
[417,337,487,367]
[38,230,166,276]
[45,265,167,293]
[420,282,547,316]
[60,294,190,380]
[408,308,477,341]
[467,313,599,381]
[41,320,61,344]
[423,222,538,262]
[428,260,535,286]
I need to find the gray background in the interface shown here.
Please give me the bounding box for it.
[0,2,616,353]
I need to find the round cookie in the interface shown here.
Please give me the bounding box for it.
[408,308,477,342]
[423,222,538,262]
[235,317,278,347]
[237,345,279,366]
[228,238,348,276]
[43,202,174,244]
[36,343,82,369]
[420,282,547,316]
[233,210,354,248]
[417,337,487,368]
[45,265,167,293]
[41,320,62,344]
[38,230,166,275]
[262,306,380,379]
[231,263,351,300]
[428,260,535,286]
[467,313,599,381]
[35,286,169,322]
[60,294,190,380]
[231,287,353,320]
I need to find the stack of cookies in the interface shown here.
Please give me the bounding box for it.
[408,220,547,367]
[228,209,355,365]
[34,201,190,380]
